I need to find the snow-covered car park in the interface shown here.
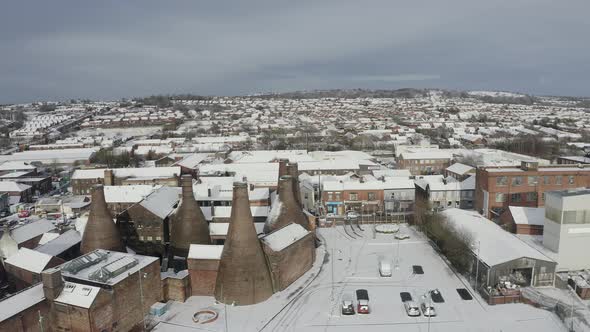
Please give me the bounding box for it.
[152,224,567,332]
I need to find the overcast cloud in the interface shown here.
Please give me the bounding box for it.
[1,0,589,103]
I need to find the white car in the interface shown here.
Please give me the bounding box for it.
[404,301,421,317]
[346,211,359,219]
[379,260,392,277]
[395,233,410,240]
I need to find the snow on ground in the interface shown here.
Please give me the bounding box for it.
[152,224,568,332]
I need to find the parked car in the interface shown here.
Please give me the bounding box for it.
[346,211,359,219]
[341,299,355,315]
[404,301,421,317]
[356,289,370,314]
[395,233,410,240]
[379,260,392,277]
[18,210,30,218]
[420,302,436,317]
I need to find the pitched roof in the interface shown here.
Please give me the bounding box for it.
[5,247,54,273]
[443,208,554,266]
[0,284,45,323]
[446,163,475,175]
[509,206,545,226]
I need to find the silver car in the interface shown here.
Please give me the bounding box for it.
[404,301,421,317]
[420,302,437,317]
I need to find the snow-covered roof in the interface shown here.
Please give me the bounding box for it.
[72,167,180,180]
[0,161,37,171]
[35,229,82,256]
[509,206,545,226]
[187,244,224,260]
[0,181,31,192]
[261,223,310,251]
[208,222,265,236]
[104,185,160,203]
[9,219,56,244]
[0,148,98,164]
[4,247,54,273]
[442,208,554,266]
[372,169,412,178]
[54,282,100,309]
[0,284,45,323]
[38,232,60,245]
[446,163,474,175]
[139,186,180,219]
[400,150,452,160]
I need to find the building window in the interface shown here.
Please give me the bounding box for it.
[511,193,521,202]
[543,176,550,185]
[335,193,341,201]
[147,236,153,241]
[155,236,161,241]
[568,175,575,185]
[495,193,506,203]
[556,176,562,185]
[511,176,523,186]
[526,192,537,202]
[542,192,545,201]
[496,176,508,186]
[368,192,376,201]
[328,193,333,201]
[528,176,538,186]
[349,192,358,201]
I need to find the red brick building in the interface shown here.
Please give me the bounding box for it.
[475,161,590,220]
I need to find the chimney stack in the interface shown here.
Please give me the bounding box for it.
[80,185,124,254]
[214,182,274,305]
[42,267,64,301]
[103,169,114,186]
[287,162,302,207]
[264,175,309,233]
[170,175,210,258]
[276,159,290,192]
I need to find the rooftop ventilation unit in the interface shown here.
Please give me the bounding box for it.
[88,256,139,283]
[62,251,109,274]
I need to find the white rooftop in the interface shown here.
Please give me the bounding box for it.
[54,282,100,309]
[443,208,554,266]
[0,284,45,323]
[261,223,310,251]
[509,206,545,226]
[5,247,54,273]
[187,244,224,260]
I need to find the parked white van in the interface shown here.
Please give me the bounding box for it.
[379,260,392,277]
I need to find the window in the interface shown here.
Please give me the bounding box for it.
[349,192,358,201]
[147,236,153,241]
[155,236,161,241]
[543,176,550,185]
[511,193,521,202]
[335,193,341,201]
[328,193,333,201]
[496,176,508,186]
[528,176,538,186]
[568,175,575,185]
[495,193,506,203]
[526,192,537,202]
[368,192,376,200]
[512,176,523,186]
[556,176,562,185]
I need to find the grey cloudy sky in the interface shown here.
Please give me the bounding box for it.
[1,0,589,103]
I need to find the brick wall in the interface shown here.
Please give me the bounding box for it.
[263,232,315,291]
[188,259,219,296]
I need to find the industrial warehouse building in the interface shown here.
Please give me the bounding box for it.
[443,209,557,293]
